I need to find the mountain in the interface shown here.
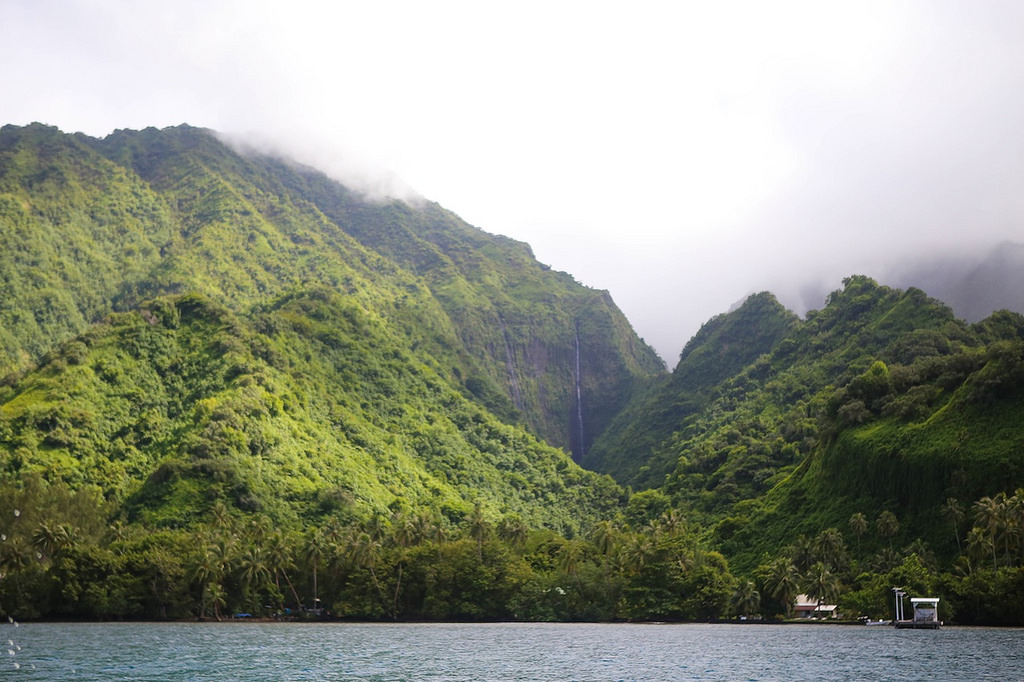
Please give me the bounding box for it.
[583,292,799,488]
[0,123,663,465]
[885,241,1024,325]
[592,275,1024,576]
[3,122,1024,624]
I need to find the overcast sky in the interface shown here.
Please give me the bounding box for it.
[4,1,1024,361]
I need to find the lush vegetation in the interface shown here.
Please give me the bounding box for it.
[1,123,1023,623]
[590,276,1024,623]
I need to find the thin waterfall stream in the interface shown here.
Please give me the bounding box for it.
[574,325,584,460]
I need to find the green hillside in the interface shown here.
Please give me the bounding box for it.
[1,123,663,459]
[593,275,1024,623]
[2,123,1024,624]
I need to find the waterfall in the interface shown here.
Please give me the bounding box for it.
[574,324,585,460]
[499,314,524,410]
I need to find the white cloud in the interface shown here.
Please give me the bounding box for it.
[3,0,1024,361]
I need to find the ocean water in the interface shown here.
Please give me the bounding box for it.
[4,621,1023,681]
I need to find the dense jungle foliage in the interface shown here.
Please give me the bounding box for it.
[1,124,1023,623]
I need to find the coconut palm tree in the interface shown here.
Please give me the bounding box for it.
[766,557,801,619]
[941,498,965,553]
[238,546,272,613]
[266,531,301,611]
[466,502,489,561]
[206,583,227,622]
[732,580,761,619]
[497,513,529,550]
[558,539,588,593]
[966,526,993,572]
[789,534,815,573]
[304,528,327,611]
[876,511,899,551]
[848,513,868,556]
[588,520,619,557]
[973,495,1003,571]
[813,528,847,572]
[803,562,840,618]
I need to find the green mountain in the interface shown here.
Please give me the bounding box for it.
[3,122,1024,624]
[583,291,799,488]
[593,275,1024,576]
[0,123,662,463]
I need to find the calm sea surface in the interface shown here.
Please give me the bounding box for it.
[4,621,1022,681]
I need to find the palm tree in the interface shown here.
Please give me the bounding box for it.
[0,537,31,604]
[813,528,847,572]
[411,511,441,546]
[350,531,392,617]
[466,502,489,561]
[31,521,71,562]
[621,532,656,574]
[192,545,223,619]
[304,528,327,611]
[390,511,417,549]
[266,531,301,611]
[238,546,271,613]
[558,539,587,593]
[803,562,840,618]
[941,498,965,553]
[973,495,1003,571]
[588,520,619,558]
[789,534,815,573]
[848,513,868,556]
[766,557,801,618]
[206,583,227,622]
[732,580,761,619]
[876,511,899,551]
[966,526,993,572]
[903,539,937,571]
[497,514,529,550]
[657,509,688,537]
[1010,490,1024,565]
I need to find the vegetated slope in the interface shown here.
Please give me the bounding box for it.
[721,309,1024,573]
[584,292,798,488]
[229,151,666,458]
[0,122,664,462]
[0,124,175,372]
[593,275,1024,570]
[0,290,624,533]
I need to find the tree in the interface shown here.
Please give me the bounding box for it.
[813,528,847,572]
[732,580,761,618]
[266,531,301,611]
[206,582,227,621]
[803,562,840,618]
[238,546,271,613]
[497,514,529,550]
[876,511,899,551]
[304,528,327,610]
[466,502,490,561]
[973,495,1004,571]
[558,539,587,594]
[789,534,815,573]
[848,513,868,556]
[766,557,800,618]
[966,526,993,572]
[941,497,965,553]
[588,520,619,558]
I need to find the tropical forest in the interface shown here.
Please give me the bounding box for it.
[1,123,1023,624]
